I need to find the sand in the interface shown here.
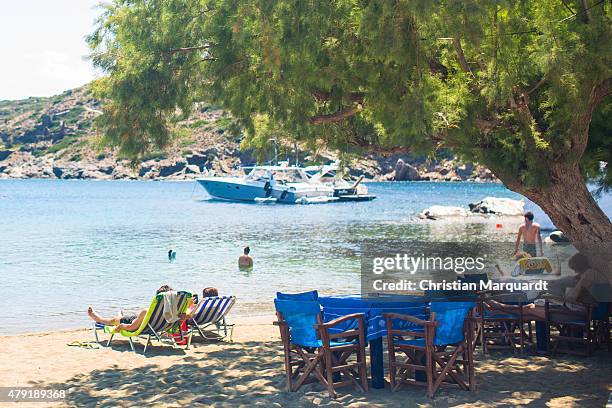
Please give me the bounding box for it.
[0,315,610,408]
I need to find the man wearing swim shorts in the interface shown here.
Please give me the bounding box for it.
[514,211,542,257]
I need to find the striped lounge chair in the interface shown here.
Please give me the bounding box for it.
[189,296,236,342]
[93,291,192,353]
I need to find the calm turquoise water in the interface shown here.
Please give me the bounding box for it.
[0,180,521,334]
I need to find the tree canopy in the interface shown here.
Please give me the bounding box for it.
[89,0,612,243]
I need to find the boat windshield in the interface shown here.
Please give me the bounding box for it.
[247,168,309,183]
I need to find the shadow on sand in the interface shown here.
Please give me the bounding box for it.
[46,338,612,408]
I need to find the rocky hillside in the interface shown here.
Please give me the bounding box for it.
[0,86,496,182]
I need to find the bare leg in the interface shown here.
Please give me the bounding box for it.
[486,300,545,320]
[88,307,121,326]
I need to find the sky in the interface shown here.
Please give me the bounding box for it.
[0,0,102,101]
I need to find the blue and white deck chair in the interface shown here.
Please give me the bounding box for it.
[189,296,236,342]
[93,291,192,354]
[274,298,368,399]
[384,301,476,397]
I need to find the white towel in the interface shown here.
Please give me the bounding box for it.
[161,291,181,323]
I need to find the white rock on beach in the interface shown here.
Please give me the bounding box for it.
[469,197,524,215]
[418,205,468,219]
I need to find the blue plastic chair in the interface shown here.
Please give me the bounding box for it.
[384,301,476,397]
[276,290,319,301]
[273,299,368,398]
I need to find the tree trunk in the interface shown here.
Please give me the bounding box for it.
[506,162,612,272]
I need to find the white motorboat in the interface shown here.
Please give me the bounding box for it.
[197,164,335,203]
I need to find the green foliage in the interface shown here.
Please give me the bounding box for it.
[55,106,86,125]
[215,116,234,130]
[90,0,611,189]
[189,119,209,128]
[46,136,79,154]
[583,99,612,193]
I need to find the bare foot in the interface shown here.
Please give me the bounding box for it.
[88,307,117,325]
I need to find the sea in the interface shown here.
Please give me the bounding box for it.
[0,179,542,334]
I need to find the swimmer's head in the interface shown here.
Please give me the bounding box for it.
[244,246,250,255]
[524,211,534,223]
[202,287,218,298]
[156,285,173,294]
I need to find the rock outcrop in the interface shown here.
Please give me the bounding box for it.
[469,197,524,215]
[418,206,469,219]
[393,159,421,181]
[419,197,525,220]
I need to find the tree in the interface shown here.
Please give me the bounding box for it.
[89,0,611,250]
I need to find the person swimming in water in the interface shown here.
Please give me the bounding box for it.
[239,246,253,269]
[514,211,543,257]
[168,249,176,261]
[87,285,173,332]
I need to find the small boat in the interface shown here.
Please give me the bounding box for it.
[197,164,335,204]
[306,162,376,202]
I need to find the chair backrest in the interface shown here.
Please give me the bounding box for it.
[374,304,429,339]
[122,291,192,336]
[193,296,237,325]
[430,302,475,346]
[322,307,361,335]
[276,290,319,301]
[274,299,321,347]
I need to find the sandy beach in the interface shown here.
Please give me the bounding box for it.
[0,315,610,408]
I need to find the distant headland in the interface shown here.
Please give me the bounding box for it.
[0,86,497,182]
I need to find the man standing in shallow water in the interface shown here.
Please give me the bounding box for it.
[514,211,543,257]
[239,246,253,269]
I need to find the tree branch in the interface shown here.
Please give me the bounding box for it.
[164,45,214,55]
[452,38,472,74]
[580,0,592,23]
[309,106,360,125]
[312,90,365,103]
[572,77,611,155]
[527,76,547,94]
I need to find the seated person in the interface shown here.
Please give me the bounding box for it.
[87,285,173,332]
[184,287,220,318]
[485,253,607,320]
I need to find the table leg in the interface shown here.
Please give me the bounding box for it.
[535,321,547,352]
[370,337,384,389]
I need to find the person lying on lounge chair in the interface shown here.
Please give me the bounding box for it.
[87,285,173,332]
